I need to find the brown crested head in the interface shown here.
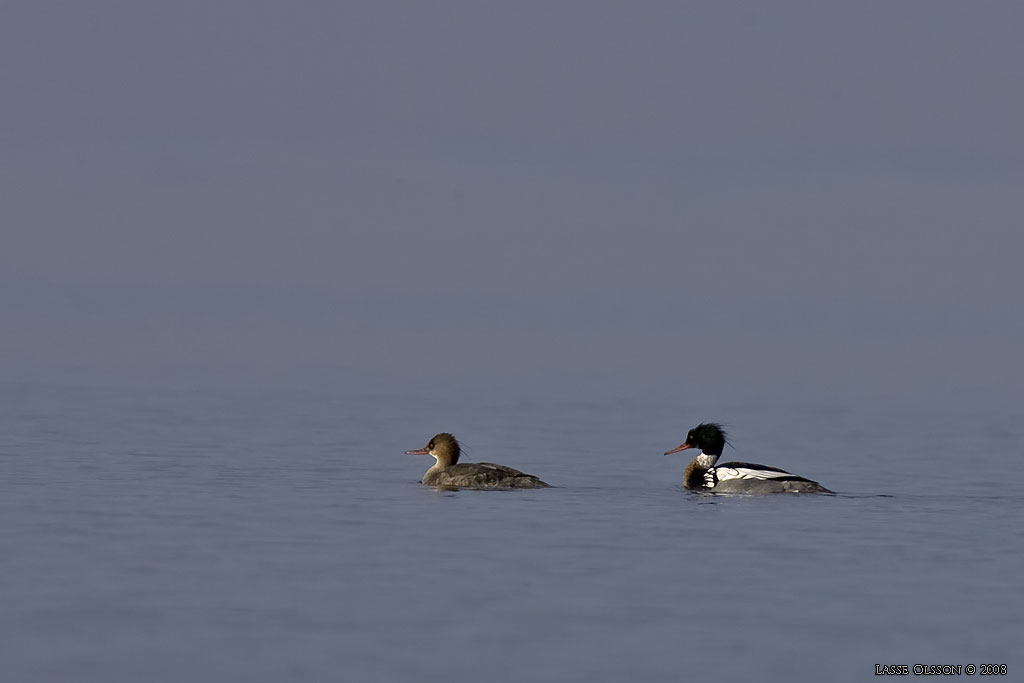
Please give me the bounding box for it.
[405,432,461,466]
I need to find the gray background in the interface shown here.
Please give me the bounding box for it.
[4,2,1022,409]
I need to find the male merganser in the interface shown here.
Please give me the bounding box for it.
[405,432,551,489]
[664,422,832,494]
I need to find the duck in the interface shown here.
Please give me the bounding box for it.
[664,422,832,494]
[405,432,551,490]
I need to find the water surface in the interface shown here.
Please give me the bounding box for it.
[2,384,1020,682]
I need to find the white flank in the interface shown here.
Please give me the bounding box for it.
[712,466,793,482]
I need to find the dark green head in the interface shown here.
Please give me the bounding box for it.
[664,422,729,457]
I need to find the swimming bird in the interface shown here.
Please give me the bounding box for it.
[405,432,551,490]
[664,422,832,494]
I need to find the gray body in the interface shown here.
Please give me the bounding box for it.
[422,462,551,490]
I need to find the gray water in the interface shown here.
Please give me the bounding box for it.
[2,384,1021,682]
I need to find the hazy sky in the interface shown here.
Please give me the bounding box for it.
[3,2,1022,409]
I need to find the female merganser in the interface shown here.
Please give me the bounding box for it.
[664,422,833,494]
[405,432,551,489]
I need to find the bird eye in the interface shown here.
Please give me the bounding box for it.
[427,441,434,448]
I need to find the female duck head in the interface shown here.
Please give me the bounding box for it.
[405,432,461,468]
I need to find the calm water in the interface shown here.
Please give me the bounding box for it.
[1,384,1021,682]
